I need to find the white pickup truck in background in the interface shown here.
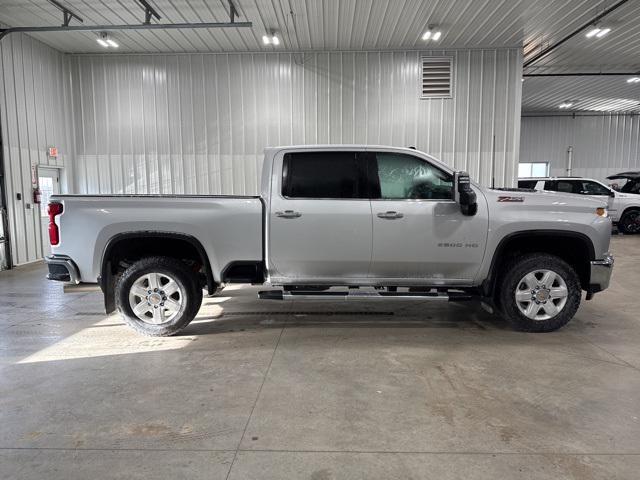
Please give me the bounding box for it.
[46,145,614,336]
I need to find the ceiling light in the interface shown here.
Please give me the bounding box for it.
[596,27,611,37]
[422,26,442,42]
[585,27,601,38]
[97,32,119,48]
[627,77,640,83]
[262,30,280,46]
[559,102,573,109]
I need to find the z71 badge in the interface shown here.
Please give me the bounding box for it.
[497,196,524,202]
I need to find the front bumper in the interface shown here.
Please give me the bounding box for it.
[45,255,80,284]
[588,253,614,294]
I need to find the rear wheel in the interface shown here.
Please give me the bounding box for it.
[498,253,581,332]
[618,209,640,234]
[116,256,202,336]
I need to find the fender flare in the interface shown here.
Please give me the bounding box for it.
[482,229,596,297]
[99,231,216,313]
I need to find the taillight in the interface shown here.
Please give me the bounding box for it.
[47,202,63,245]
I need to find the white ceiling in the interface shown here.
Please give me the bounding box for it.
[0,0,631,57]
[523,75,640,113]
[1,0,639,112]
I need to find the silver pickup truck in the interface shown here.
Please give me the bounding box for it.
[45,145,614,336]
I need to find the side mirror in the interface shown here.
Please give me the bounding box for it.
[609,189,616,198]
[454,171,478,216]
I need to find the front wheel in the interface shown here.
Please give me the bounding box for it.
[618,210,640,234]
[115,256,203,336]
[498,253,581,332]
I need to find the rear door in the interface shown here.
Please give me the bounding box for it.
[268,150,372,283]
[367,151,488,283]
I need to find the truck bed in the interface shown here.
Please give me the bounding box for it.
[49,194,264,283]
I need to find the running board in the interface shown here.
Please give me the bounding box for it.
[63,283,101,293]
[258,290,473,302]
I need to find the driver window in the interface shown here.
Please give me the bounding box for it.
[581,181,611,196]
[374,153,453,200]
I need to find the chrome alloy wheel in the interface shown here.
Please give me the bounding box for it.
[128,272,184,325]
[515,269,569,321]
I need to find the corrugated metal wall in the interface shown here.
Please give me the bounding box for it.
[0,34,74,265]
[520,115,640,181]
[0,45,522,266]
[69,48,522,195]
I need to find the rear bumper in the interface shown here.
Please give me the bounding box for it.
[588,253,614,294]
[45,255,80,284]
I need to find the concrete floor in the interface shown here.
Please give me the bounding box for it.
[1,236,640,479]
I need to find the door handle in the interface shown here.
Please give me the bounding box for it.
[377,211,404,219]
[275,210,302,219]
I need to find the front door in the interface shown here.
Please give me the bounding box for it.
[38,168,60,257]
[268,150,372,283]
[551,179,615,216]
[368,151,488,284]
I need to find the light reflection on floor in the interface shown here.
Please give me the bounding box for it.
[17,302,225,364]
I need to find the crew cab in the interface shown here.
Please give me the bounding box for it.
[46,146,614,336]
[518,176,640,234]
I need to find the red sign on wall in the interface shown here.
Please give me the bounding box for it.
[48,146,58,158]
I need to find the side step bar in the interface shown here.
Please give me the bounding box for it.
[258,290,473,302]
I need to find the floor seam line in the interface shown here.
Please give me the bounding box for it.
[235,449,640,456]
[0,447,236,453]
[3,447,640,456]
[573,331,640,374]
[224,324,285,480]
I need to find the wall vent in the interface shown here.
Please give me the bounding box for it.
[420,57,453,98]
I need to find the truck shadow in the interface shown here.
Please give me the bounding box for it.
[182,300,512,336]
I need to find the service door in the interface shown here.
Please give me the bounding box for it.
[268,150,372,283]
[38,168,60,257]
[368,151,488,283]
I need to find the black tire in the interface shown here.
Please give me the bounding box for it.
[498,253,581,332]
[618,209,640,234]
[115,256,203,336]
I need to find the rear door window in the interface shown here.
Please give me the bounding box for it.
[282,152,367,199]
[555,180,579,194]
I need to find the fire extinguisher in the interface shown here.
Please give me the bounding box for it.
[33,186,42,204]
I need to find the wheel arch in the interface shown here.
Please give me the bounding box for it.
[482,230,596,299]
[100,231,216,313]
[619,206,640,221]
[618,206,640,233]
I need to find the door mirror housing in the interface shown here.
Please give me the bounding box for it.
[608,189,616,198]
[454,171,478,216]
